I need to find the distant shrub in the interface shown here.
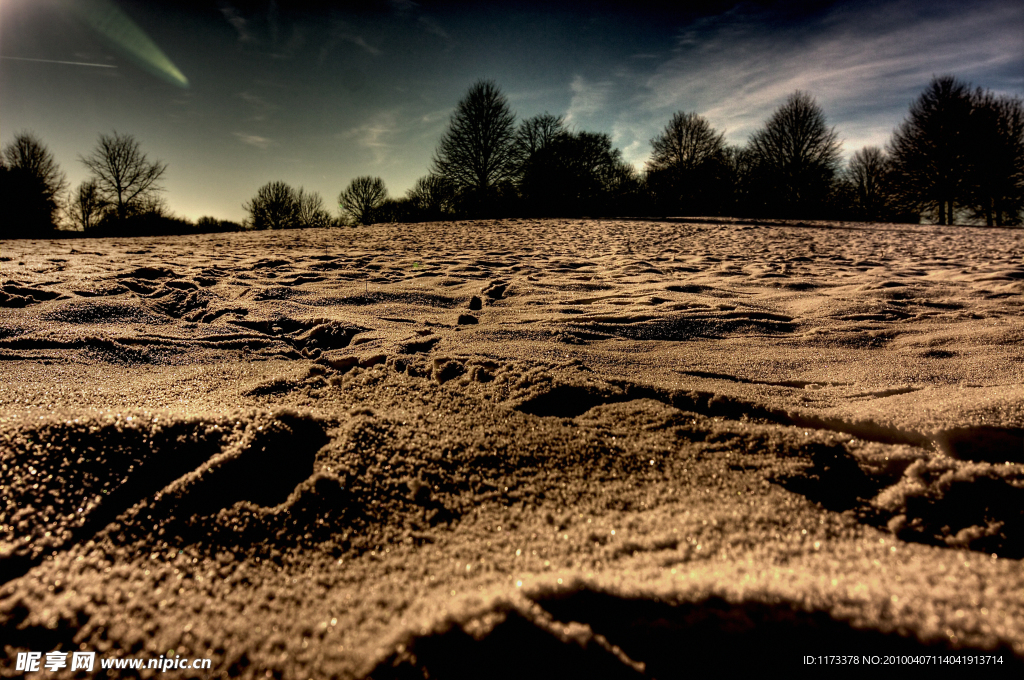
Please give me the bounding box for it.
[339,176,388,225]
[244,181,332,230]
[196,216,243,233]
[368,197,418,224]
[244,181,299,230]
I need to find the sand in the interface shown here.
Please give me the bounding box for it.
[1,217,1022,677]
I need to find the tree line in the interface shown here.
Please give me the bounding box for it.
[3,73,1021,239]
[284,75,1023,228]
[1,130,242,238]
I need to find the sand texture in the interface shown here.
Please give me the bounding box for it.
[1,218,1023,677]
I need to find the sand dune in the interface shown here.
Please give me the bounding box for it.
[1,218,1022,676]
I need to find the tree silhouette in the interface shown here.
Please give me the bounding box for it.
[888,77,1024,226]
[722,144,756,215]
[339,176,387,225]
[747,91,841,217]
[1,132,67,236]
[195,216,243,233]
[520,130,626,216]
[843,146,892,221]
[965,90,1024,226]
[296,188,333,229]
[887,76,976,225]
[514,113,567,162]
[431,80,518,215]
[646,112,729,215]
[648,112,725,174]
[406,174,457,220]
[80,131,167,223]
[244,181,299,230]
[68,179,104,231]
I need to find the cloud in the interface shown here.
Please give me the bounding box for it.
[565,75,614,126]
[238,91,278,122]
[340,111,401,165]
[320,18,382,61]
[641,0,1024,154]
[388,0,419,15]
[418,16,452,45]
[233,132,273,149]
[346,35,382,56]
[219,5,254,43]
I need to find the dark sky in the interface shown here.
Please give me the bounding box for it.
[2,0,1022,223]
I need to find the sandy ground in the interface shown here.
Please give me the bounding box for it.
[1,218,1022,677]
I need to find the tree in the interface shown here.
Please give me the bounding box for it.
[887,77,1024,226]
[646,112,729,215]
[965,90,1024,226]
[339,176,387,225]
[80,131,167,222]
[67,179,104,231]
[747,91,842,217]
[514,113,567,162]
[406,174,457,220]
[887,76,976,225]
[195,216,243,233]
[722,144,756,215]
[243,183,333,230]
[296,188,333,229]
[431,80,518,214]
[648,111,726,174]
[2,132,68,211]
[843,146,892,221]
[519,130,626,216]
[244,181,299,230]
[1,132,67,235]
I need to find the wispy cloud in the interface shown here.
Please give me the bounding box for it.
[238,91,278,122]
[340,111,401,165]
[565,75,613,126]
[417,16,451,42]
[233,132,273,149]
[321,18,382,60]
[219,5,254,43]
[388,0,418,15]
[642,0,1024,154]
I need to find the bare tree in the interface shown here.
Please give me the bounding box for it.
[747,91,841,216]
[296,188,333,229]
[1,132,67,233]
[887,76,975,225]
[431,80,518,212]
[646,112,729,215]
[2,132,68,207]
[845,146,891,220]
[406,174,456,219]
[514,113,566,161]
[80,131,167,222]
[648,112,725,174]
[965,90,1024,226]
[244,181,299,230]
[68,179,104,231]
[339,176,388,225]
[520,130,626,216]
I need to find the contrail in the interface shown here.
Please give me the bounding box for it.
[71,0,189,88]
[0,56,117,68]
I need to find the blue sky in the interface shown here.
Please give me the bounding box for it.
[1,0,1022,223]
